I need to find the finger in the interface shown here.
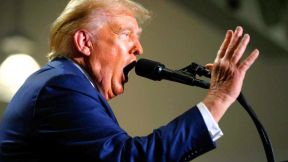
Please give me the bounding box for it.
[232,34,250,63]
[224,26,243,59]
[205,63,214,71]
[239,49,259,72]
[215,30,233,63]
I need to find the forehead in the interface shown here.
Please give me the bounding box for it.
[89,10,142,34]
[108,14,141,32]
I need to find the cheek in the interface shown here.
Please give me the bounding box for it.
[111,41,132,61]
[93,38,132,68]
[115,40,131,54]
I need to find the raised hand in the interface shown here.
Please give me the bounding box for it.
[203,26,259,122]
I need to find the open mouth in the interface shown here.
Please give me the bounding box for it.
[123,61,137,83]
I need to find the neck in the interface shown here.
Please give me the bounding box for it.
[70,56,109,100]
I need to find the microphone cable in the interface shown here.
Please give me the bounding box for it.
[185,62,275,162]
[135,58,275,162]
[237,93,275,162]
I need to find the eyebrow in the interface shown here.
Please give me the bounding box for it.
[106,18,142,37]
[120,26,142,38]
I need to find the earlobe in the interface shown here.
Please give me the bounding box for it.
[73,30,92,56]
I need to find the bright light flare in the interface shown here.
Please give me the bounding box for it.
[0,54,40,102]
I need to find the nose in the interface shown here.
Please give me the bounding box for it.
[130,38,143,56]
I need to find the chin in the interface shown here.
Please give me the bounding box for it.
[115,87,124,96]
[109,85,124,99]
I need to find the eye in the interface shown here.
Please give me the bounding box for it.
[120,30,131,38]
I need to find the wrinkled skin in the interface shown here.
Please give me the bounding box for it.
[73,10,258,122]
[203,26,259,122]
[73,11,143,100]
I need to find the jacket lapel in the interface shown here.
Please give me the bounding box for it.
[48,57,120,125]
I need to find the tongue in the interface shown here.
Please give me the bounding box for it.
[123,61,136,83]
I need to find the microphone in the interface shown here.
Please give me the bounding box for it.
[135,59,276,162]
[135,58,210,89]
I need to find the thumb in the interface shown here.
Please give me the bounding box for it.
[205,63,214,71]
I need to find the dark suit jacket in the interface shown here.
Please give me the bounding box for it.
[0,57,215,162]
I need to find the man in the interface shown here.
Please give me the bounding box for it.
[0,0,259,161]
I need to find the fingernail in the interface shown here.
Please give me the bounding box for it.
[226,30,233,36]
[244,34,250,39]
[226,30,229,36]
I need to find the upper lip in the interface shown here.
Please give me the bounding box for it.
[123,61,137,83]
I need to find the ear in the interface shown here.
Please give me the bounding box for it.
[73,30,93,56]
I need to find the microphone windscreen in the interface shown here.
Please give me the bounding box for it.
[135,59,164,81]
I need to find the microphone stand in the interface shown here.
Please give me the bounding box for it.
[178,62,275,162]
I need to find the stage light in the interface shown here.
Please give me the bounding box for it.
[0,54,40,102]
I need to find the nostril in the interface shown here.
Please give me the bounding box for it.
[130,39,143,56]
[133,50,140,55]
[130,47,142,56]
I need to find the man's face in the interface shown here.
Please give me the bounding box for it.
[86,12,143,100]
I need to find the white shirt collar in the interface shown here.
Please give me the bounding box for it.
[65,57,96,89]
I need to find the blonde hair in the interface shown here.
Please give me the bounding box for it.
[47,0,150,61]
